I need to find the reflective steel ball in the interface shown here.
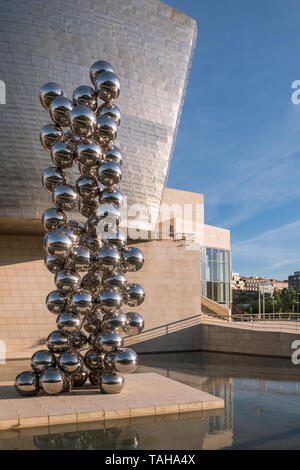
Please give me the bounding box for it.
[114,348,137,374]
[125,283,145,307]
[65,220,84,237]
[95,115,118,148]
[70,330,88,350]
[123,247,144,272]
[97,103,121,126]
[45,229,72,259]
[101,229,127,250]
[56,226,79,246]
[72,367,88,387]
[56,311,82,333]
[55,268,81,295]
[47,330,71,354]
[124,312,144,336]
[100,372,124,394]
[40,124,64,151]
[15,371,39,396]
[97,289,123,314]
[98,160,121,187]
[31,350,56,374]
[76,175,98,200]
[95,71,120,103]
[42,167,66,192]
[104,145,123,166]
[39,367,69,395]
[84,348,105,370]
[42,207,67,232]
[100,188,123,207]
[102,272,127,291]
[90,60,114,85]
[104,311,127,332]
[96,202,121,229]
[46,290,67,314]
[89,370,101,386]
[76,140,103,168]
[69,245,92,272]
[95,246,121,273]
[49,96,72,127]
[64,129,81,150]
[70,105,96,139]
[81,271,102,297]
[73,85,97,111]
[70,289,96,315]
[52,183,78,211]
[98,332,123,353]
[79,232,101,254]
[58,350,83,374]
[83,311,104,334]
[44,254,65,274]
[78,198,99,218]
[40,82,65,110]
[51,140,77,169]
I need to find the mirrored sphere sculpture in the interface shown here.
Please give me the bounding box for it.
[16,60,145,396]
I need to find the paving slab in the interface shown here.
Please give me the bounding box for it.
[0,373,224,430]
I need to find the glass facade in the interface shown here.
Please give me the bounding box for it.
[200,247,232,308]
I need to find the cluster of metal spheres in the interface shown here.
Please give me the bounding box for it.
[15,60,145,397]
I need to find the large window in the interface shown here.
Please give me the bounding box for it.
[200,247,232,308]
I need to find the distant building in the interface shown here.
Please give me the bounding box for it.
[270,279,288,292]
[288,272,300,291]
[231,273,245,290]
[232,275,273,295]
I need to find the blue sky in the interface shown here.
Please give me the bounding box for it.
[165,0,300,280]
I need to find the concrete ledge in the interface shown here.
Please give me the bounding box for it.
[0,373,224,430]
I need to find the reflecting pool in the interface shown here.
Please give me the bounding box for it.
[1,351,300,450]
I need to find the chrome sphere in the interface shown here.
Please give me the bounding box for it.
[81,271,102,296]
[51,140,77,169]
[42,207,67,232]
[76,175,98,200]
[114,348,137,374]
[96,202,121,228]
[100,372,124,394]
[45,230,72,259]
[65,220,85,236]
[105,145,123,166]
[90,60,114,85]
[39,367,68,395]
[84,348,105,370]
[95,116,118,148]
[64,129,81,150]
[46,290,67,314]
[40,82,65,110]
[125,283,145,307]
[98,332,123,353]
[73,85,97,111]
[47,330,71,354]
[58,350,83,374]
[123,247,144,272]
[57,226,79,246]
[15,371,39,396]
[42,166,66,192]
[70,289,96,315]
[103,352,115,370]
[40,123,64,151]
[98,160,121,187]
[95,71,120,103]
[100,188,123,207]
[89,370,101,386]
[49,96,72,127]
[70,330,88,350]
[83,312,104,334]
[72,366,88,387]
[78,198,98,218]
[97,103,121,126]
[31,350,56,374]
[76,140,103,168]
[98,289,123,314]
[56,311,82,333]
[101,229,127,250]
[124,312,144,336]
[55,269,81,295]
[95,246,121,273]
[69,245,92,272]
[103,272,127,291]
[79,232,101,254]
[52,183,78,211]
[104,311,127,332]
[70,105,96,139]
[44,254,65,274]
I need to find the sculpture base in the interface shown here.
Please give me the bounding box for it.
[0,373,224,430]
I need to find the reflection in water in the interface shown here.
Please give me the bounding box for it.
[1,351,300,449]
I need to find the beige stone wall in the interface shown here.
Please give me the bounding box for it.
[0,235,202,359]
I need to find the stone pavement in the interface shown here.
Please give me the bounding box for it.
[0,373,224,430]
